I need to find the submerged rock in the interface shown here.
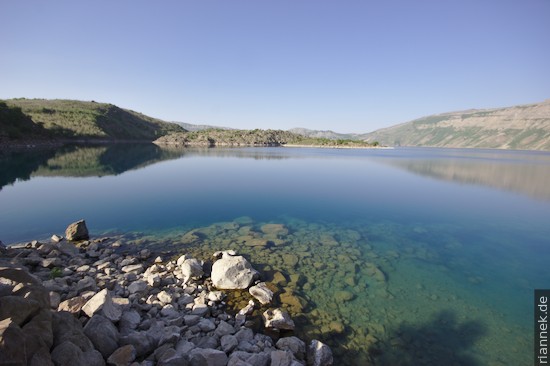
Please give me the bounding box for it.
[65,220,89,241]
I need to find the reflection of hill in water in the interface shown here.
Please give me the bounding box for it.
[382,151,550,200]
[0,145,290,190]
[33,144,186,177]
[158,146,291,160]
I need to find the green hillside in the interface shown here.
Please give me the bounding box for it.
[362,100,550,151]
[155,128,378,148]
[1,99,185,143]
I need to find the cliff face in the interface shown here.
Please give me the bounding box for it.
[363,100,550,151]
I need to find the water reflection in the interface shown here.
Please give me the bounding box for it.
[375,148,550,200]
[2,145,550,201]
[0,144,296,191]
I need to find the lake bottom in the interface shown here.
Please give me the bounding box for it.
[101,216,533,366]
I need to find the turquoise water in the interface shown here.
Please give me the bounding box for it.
[1,144,550,365]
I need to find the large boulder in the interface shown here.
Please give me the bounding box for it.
[0,266,54,365]
[83,314,119,358]
[65,219,89,241]
[211,253,259,290]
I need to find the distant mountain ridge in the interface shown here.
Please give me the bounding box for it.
[288,128,362,141]
[362,99,550,151]
[173,122,233,132]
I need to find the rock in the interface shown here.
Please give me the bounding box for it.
[83,314,119,358]
[51,234,63,243]
[65,220,89,241]
[57,296,87,315]
[277,337,306,361]
[260,224,289,237]
[119,331,155,358]
[107,345,137,366]
[0,318,27,365]
[76,276,98,293]
[82,289,122,322]
[262,308,295,330]
[221,334,239,353]
[191,304,209,317]
[235,300,255,327]
[249,282,273,305]
[51,311,95,352]
[128,280,148,294]
[157,290,173,304]
[121,264,144,274]
[119,310,141,334]
[180,258,204,283]
[211,254,259,290]
[214,320,235,337]
[49,291,61,309]
[51,340,105,366]
[56,241,80,256]
[207,291,225,302]
[270,350,293,366]
[189,348,228,366]
[307,340,333,366]
[41,257,62,268]
[334,290,354,302]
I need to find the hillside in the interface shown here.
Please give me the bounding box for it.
[362,100,550,150]
[154,129,378,148]
[174,121,232,132]
[1,99,185,143]
[288,127,362,141]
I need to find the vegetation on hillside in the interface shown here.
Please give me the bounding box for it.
[362,100,550,151]
[154,128,379,148]
[1,98,185,143]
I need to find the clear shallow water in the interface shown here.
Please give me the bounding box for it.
[1,144,550,365]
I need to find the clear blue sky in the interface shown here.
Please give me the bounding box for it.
[1,0,549,132]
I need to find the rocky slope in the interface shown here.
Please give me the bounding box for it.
[1,99,185,144]
[362,99,550,150]
[0,220,333,366]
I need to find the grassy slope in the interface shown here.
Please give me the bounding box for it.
[1,99,185,142]
[362,100,550,150]
[154,128,379,147]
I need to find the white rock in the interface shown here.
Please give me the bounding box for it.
[157,290,173,304]
[82,289,122,322]
[249,282,273,305]
[180,258,204,283]
[211,255,259,289]
[207,291,225,302]
[51,234,63,243]
[262,308,295,330]
[121,264,144,274]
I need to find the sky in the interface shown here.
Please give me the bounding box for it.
[1,0,549,133]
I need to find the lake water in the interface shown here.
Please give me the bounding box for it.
[1,144,550,365]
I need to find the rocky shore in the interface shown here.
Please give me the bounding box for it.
[0,220,332,366]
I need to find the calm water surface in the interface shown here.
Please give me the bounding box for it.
[1,144,550,365]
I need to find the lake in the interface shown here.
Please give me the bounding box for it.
[1,144,550,365]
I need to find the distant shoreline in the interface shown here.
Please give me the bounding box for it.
[282,144,393,150]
